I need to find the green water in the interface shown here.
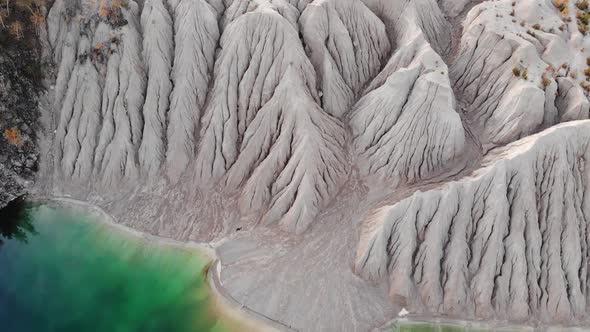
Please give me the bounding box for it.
[0,201,527,332]
[0,202,232,332]
[391,321,527,332]
[392,324,474,332]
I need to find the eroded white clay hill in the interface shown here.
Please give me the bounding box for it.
[34,0,590,330]
[356,121,590,323]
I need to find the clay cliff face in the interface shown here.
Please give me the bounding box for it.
[33,0,590,330]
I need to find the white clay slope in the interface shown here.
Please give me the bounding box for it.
[46,0,351,233]
[222,0,309,30]
[350,25,465,185]
[300,0,390,118]
[194,7,319,180]
[226,67,347,234]
[165,0,219,182]
[137,0,174,177]
[451,0,590,151]
[195,6,346,233]
[356,120,590,323]
[361,0,452,55]
[38,0,590,329]
[96,4,146,186]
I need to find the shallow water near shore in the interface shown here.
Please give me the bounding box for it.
[0,201,232,332]
[1,200,556,332]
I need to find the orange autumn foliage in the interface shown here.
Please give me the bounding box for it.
[553,0,570,8]
[98,0,109,17]
[4,128,24,146]
[110,0,122,9]
[562,6,570,15]
[8,21,24,39]
[30,9,44,32]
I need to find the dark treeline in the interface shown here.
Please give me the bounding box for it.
[0,195,36,247]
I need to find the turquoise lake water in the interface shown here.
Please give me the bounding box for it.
[0,199,232,332]
[0,199,516,332]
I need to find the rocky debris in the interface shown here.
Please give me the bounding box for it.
[0,163,30,210]
[0,38,41,210]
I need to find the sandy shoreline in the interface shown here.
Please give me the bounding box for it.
[26,196,588,332]
[378,317,590,332]
[27,195,286,332]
